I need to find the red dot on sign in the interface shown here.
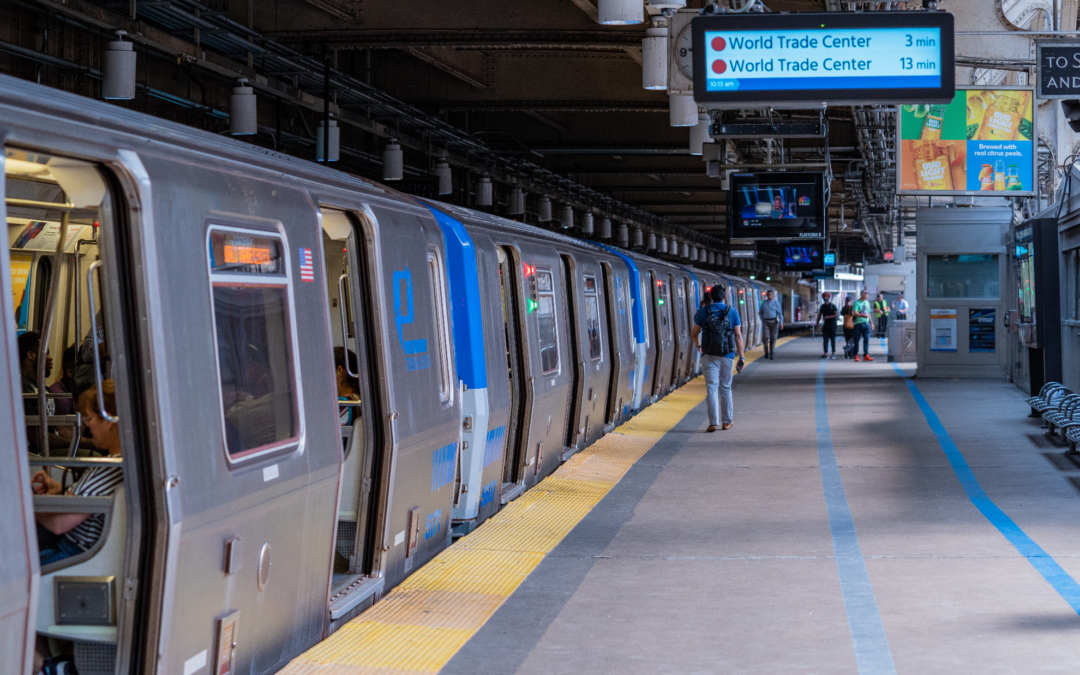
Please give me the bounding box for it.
[712,60,727,74]
[712,36,726,51]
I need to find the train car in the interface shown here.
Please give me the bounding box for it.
[0,73,772,675]
[419,203,636,530]
[1,74,466,673]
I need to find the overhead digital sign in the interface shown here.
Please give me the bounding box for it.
[692,12,954,107]
[729,172,825,241]
[896,87,1035,196]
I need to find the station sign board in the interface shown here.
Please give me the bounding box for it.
[691,11,954,107]
[896,87,1035,196]
[1036,41,1080,99]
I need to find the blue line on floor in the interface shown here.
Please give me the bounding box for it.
[817,359,897,674]
[892,364,1080,615]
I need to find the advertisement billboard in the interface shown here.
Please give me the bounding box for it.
[692,11,954,107]
[897,87,1035,196]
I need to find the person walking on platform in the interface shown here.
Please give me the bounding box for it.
[815,292,839,359]
[758,289,783,360]
[692,284,744,433]
[840,296,855,354]
[852,289,874,362]
[873,293,889,338]
[892,293,909,320]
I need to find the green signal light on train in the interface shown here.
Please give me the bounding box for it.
[527,298,539,313]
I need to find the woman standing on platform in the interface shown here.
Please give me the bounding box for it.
[840,296,855,351]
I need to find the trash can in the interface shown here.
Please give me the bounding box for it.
[888,320,916,362]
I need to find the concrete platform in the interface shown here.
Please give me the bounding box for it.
[443,336,1080,674]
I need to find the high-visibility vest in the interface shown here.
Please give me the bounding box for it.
[873,300,888,316]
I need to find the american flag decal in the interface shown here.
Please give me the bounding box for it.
[299,247,315,282]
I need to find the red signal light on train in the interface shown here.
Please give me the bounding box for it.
[523,263,535,277]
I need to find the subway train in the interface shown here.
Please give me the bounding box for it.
[0,74,772,675]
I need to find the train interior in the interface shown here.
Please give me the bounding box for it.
[320,210,386,617]
[5,148,141,673]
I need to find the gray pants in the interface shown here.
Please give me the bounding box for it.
[762,318,780,356]
[702,354,734,426]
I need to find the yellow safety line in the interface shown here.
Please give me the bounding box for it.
[282,336,801,675]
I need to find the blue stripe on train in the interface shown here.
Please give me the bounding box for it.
[423,204,488,390]
[589,242,645,345]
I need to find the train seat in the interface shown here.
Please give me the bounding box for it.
[35,484,126,652]
[336,420,365,559]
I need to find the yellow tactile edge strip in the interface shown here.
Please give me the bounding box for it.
[281,335,801,675]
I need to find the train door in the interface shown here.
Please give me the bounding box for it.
[497,247,530,503]
[600,263,624,426]
[560,254,585,451]
[671,275,688,385]
[651,273,674,396]
[638,273,654,406]
[5,148,157,675]
[321,209,387,623]
[0,154,38,675]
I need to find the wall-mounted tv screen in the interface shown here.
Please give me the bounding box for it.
[780,242,826,271]
[729,172,826,240]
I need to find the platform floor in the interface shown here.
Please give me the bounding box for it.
[287,336,1080,675]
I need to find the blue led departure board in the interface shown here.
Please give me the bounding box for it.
[692,12,954,107]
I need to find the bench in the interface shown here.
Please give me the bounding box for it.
[1043,394,1080,438]
[1027,382,1069,415]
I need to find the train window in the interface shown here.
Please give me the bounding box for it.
[428,252,454,403]
[535,270,560,375]
[583,275,602,361]
[206,225,300,462]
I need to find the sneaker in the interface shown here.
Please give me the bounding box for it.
[830,354,836,359]
[821,353,829,359]
[864,355,874,361]
[854,355,861,362]
[706,425,719,433]
[722,423,734,430]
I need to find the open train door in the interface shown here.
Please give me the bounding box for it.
[0,153,38,675]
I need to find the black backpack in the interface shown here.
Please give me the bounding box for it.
[701,305,735,357]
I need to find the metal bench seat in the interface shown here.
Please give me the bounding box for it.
[1044,395,1080,427]
[1025,382,1062,408]
[1033,385,1071,415]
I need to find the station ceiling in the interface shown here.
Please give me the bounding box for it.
[0,0,903,263]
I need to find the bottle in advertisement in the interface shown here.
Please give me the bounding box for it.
[976,90,1029,141]
[920,104,946,140]
[1006,164,1022,190]
[979,164,994,190]
[993,160,1006,190]
[912,141,953,190]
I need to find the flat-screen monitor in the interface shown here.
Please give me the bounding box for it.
[692,11,955,107]
[780,242,826,271]
[729,172,826,240]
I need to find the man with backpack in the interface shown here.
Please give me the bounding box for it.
[692,284,745,433]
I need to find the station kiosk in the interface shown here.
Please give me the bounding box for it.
[915,206,1011,378]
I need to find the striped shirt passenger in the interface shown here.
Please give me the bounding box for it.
[63,465,124,550]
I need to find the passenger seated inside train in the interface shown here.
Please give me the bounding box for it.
[31,380,123,567]
[335,347,361,426]
[18,331,71,454]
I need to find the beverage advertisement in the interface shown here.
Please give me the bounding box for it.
[897,88,1034,196]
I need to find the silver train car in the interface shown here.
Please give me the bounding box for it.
[0,75,771,675]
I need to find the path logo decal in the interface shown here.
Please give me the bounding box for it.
[392,267,431,371]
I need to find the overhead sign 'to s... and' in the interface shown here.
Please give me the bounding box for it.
[1036,41,1080,99]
